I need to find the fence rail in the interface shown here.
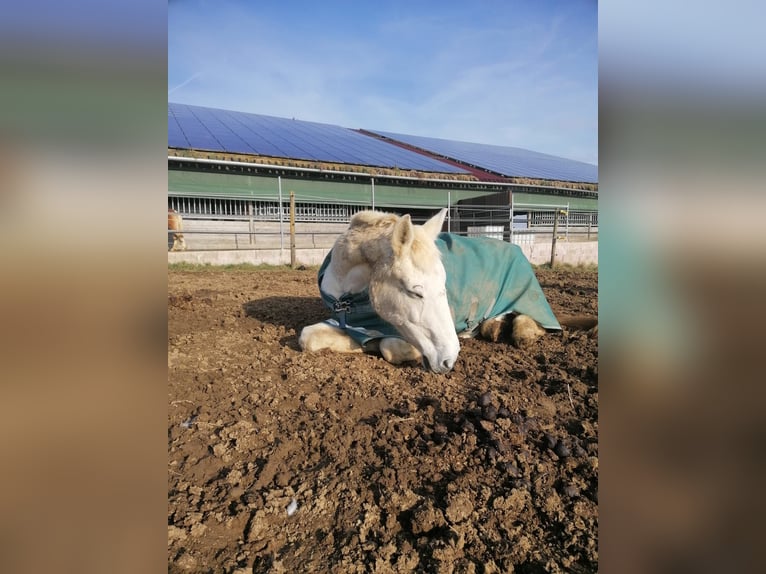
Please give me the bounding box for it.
[169,197,598,256]
[169,197,370,223]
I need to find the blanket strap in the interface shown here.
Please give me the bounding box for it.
[333,299,353,329]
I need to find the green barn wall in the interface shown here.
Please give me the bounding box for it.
[168,170,494,208]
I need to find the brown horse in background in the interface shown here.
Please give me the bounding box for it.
[168,208,186,251]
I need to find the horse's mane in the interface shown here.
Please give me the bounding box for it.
[338,211,440,270]
[348,211,399,230]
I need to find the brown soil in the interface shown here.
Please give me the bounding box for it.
[168,266,598,573]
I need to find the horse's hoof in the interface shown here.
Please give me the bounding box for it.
[511,315,545,347]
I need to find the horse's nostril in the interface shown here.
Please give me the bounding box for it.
[423,356,454,373]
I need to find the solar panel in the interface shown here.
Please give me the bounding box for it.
[168,103,468,173]
[368,130,598,183]
[169,105,224,151]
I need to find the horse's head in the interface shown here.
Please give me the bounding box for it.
[369,209,460,373]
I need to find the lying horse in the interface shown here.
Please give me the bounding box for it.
[299,209,578,373]
[168,208,186,251]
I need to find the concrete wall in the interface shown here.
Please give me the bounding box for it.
[168,247,330,267]
[171,219,347,251]
[168,239,597,267]
[519,241,598,266]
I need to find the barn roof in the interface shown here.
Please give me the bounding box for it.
[168,103,597,185]
[365,130,598,184]
[168,103,467,174]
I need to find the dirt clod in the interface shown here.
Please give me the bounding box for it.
[544,432,558,449]
[446,491,475,524]
[562,484,580,498]
[554,440,571,458]
[481,404,498,421]
[501,462,522,478]
[411,501,447,534]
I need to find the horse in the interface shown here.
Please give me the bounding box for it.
[168,208,186,251]
[299,208,581,373]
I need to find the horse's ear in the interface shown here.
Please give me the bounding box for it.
[422,208,447,240]
[391,214,415,256]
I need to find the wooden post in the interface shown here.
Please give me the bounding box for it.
[550,210,559,267]
[289,191,296,269]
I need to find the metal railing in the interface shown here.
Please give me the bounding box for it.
[168,197,598,252]
[168,197,370,223]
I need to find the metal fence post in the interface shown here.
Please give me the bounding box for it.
[510,194,514,244]
[290,191,296,269]
[248,202,254,244]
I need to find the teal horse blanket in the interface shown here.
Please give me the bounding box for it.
[318,233,561,347]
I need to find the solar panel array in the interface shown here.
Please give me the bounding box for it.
[168,103,468,174]
[370,131,598,183]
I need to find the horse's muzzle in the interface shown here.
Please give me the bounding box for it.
[423,355,456,374]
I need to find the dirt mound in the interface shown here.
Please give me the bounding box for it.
[168,267,598,573]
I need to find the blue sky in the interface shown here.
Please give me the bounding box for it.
[168,0,597,165]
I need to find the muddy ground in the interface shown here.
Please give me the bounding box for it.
[168,265,598,573]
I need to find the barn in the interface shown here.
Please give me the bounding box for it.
[168,103,597,265]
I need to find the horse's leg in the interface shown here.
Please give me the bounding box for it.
[557,315,599,339]
[479,314,548,346]
[379,337,422,365]
[479,316,508,342]
[171,233,186,251]
[511,314,546,347]
[299,322,363,353]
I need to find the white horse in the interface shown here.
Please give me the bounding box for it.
[299,209,568,373]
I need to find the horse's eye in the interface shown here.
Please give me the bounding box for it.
[406,285,424,299]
